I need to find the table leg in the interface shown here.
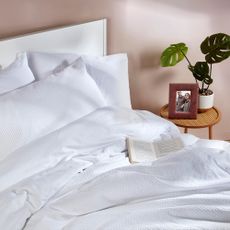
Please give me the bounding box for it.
[184,128,188,133]
[209,126,213,140]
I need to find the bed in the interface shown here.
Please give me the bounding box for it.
[0,19,230,230]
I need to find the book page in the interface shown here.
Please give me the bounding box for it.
[127,139,156,163]
[153,138,184,158]
[127,137,184,163]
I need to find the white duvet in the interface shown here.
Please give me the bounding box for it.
[0,107,230,230]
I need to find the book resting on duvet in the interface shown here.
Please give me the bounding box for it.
[127,137,184,163]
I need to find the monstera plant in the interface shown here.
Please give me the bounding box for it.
[160,33,230,96]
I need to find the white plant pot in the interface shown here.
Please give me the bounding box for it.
[198,93,214,112]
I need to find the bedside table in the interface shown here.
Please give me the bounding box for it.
[160,104,221,139]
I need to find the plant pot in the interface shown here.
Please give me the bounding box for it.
[198,93,214,113]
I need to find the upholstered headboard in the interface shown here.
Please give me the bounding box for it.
[0,19,107,68]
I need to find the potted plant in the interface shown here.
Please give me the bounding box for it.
[160,33,230,112]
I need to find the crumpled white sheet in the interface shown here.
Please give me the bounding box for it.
[0,107,230,230]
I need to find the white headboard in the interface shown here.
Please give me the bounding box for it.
[0,19,107,68]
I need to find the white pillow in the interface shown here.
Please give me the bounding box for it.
[0,58,106,160]
[27,52,131,108]
[82,54,131,108]
[0,53,34,95]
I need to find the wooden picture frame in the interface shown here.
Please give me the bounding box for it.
[169,83,198,119]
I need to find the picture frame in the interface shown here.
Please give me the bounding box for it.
[168,83,198,119]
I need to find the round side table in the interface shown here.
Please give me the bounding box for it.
[160,104,221,139]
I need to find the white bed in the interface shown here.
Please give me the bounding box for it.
[0,19,230,230]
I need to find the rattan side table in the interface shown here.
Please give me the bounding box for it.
[160,104,221,139]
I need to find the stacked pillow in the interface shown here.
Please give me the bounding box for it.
[27,52,131,108]
[0,53,35,95]
[0,52,131,160]
[0,58,107,160]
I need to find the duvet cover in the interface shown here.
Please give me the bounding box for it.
[0,107,230,230]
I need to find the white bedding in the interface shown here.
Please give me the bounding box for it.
[0,58,106,160]
[0,107,230,230]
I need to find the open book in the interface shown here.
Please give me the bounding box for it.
[127,137,184,163]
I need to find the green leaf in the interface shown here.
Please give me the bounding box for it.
[160,43,188,67]
[189,61,210,81]
[203,76,213,85]
[200,33,230,64]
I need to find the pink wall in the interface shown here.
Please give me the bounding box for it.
[0,0,230,140]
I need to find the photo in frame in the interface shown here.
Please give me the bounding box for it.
[169,83,198,119]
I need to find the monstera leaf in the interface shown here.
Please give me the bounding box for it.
[189,62,213,86]
[160,43,188,66]
[203,76,213,85]
[201,33,230,64]
[189,62,209,81]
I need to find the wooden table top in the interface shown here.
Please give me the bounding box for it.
[160,104,221,129]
